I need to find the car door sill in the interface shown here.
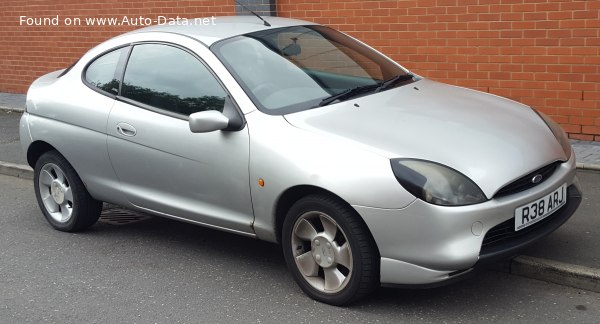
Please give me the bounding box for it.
[132,204,257,238]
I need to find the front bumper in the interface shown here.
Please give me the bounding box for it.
[355,155,581,285]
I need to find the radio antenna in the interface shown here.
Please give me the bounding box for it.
[235,0,271,27]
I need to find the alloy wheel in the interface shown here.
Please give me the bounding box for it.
[291,211,353,293]
[38,163,74,223]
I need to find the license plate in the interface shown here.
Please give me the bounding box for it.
[514,183,567,231]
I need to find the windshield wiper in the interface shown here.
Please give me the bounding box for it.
[316,74,414,107]
[318,83,379,107]
[376,73,414,92]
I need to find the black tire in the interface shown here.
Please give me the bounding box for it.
[282,194,379,305]
[33,150,102,232]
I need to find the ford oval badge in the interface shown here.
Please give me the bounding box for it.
[532,174,543,184]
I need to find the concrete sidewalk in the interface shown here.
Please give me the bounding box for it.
[1,92,599,293]
[0,92,25,112]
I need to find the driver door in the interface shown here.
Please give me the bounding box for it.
[106,43,254,234]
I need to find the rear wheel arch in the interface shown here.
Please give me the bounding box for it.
[33,150,102,231]
[27,141,57,168]
[27,141,90,191]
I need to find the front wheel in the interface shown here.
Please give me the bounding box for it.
[33,150,102,232]
[282,195,379,305]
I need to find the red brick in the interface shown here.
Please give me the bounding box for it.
[437,0,457,6]
[573,29,598,37]
[546,82,573,91]
[563,124,582,134]
[570,116,595,126]
[560,2,587,11]
[524,12,547,21]
[585,91,600,101]
[548,11,573,20]
[512,4,536,13]
[446,6,467,14]
[582,126,600,135]
[574,10,599,19]
[535,20,560,29]
[571,134,595,141]
[560,20,586,29]
[570,100,599,109]
[535,38,559,46]
[587,37,600,46]
[547,47,572,56]
[501,12,523,21]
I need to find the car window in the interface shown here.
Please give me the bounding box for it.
[212,25,410,115]
[85,47,128,95]
[122,44,227,115]
[276,31,382,80]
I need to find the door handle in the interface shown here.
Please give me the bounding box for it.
[116,122,137,137]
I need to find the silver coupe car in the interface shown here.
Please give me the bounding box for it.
[20,16,581,305]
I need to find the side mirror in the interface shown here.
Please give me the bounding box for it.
[188,110,229,133]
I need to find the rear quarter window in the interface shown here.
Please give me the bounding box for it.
[84,47,129,95]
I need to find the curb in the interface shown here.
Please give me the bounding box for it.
[0,161,33,180]
[0,106,25,113]
[510,256,600,293]
[576,162,600,171]
[1,160,599,293]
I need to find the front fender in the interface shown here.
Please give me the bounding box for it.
[246,112,414,242]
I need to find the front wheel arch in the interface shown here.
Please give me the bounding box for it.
[274,185,380,253]
[276,186,344,243]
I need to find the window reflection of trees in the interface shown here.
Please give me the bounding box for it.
[122,82,225,115]
[94,79,120,95]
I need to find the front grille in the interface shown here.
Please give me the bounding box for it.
[481,219,514,248]
[481,204,566,248]
[478,185,581,264]
[494,162,561,198]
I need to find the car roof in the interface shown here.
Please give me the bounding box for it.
[127,16,316,46]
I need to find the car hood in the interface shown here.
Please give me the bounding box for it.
[283,79,567,198]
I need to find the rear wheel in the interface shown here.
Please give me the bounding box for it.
[282,195,379,305]
[34,151,102,231]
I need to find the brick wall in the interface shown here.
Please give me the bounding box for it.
[1,0,599,140]
[0,0,234,94]
[278,0,600,141]
[236,0,276,16]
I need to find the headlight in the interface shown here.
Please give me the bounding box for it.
[535,111,572,159]
[390,159,487,206]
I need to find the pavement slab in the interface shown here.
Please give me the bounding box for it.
[0,92,25,110]
[573,140,600,168]
[0,110,26,165]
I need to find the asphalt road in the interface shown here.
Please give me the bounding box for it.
[1,174,599,323]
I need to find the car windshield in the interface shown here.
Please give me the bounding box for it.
[211,25,412,115]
